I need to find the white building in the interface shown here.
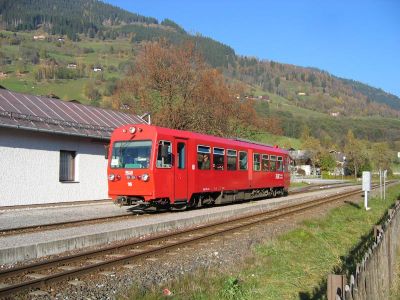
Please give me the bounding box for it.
[0,89,145,207]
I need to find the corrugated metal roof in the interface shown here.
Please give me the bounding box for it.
[0,89,146,140]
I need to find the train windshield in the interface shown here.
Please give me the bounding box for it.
[110,140,152,169]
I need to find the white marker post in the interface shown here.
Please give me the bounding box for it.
[362,171,371,211]
[379,169,382,199]
[383,170,387,201]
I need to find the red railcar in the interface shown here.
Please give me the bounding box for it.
[107,124,290,209]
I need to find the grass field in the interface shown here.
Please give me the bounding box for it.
[120,184,400,299]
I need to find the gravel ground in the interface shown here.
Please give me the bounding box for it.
[14,190,372,300]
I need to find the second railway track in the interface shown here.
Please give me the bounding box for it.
[0,184,382,298]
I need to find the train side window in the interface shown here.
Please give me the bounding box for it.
[270,155,277,172]
[239,151,248,170]
[277,156,283,171]
[156,141,172,168]
[213,147,225,170]
[227,149,237,171]
[262,154,269,172]
[197,145,211,170]
[253,153,261,171]
[177,143,185,169]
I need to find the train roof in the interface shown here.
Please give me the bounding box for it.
[113,124,288,155]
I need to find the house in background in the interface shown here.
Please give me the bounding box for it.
[289,149,313,176]
[0,89,146,207]
[329,150,347,176]
[67,63,77,69]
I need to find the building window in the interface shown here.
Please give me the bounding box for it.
[227,149,237,171]
[59,150,76,182]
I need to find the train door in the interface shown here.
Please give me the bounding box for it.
[248,149,253,187]
[284,155,291,186]
[174,138,188,202]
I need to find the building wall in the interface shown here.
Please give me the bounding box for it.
[0,128,109,206]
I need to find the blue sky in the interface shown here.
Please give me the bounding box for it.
[105,0,400,97]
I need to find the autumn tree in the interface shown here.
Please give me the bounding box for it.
[343,130,369,178]
[371,142,393,172]
[114,40,260,137]
[300,126,323,171]
[320,153,336,173]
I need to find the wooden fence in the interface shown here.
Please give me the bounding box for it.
[328,200,400,300]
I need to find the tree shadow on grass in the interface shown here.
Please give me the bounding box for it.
[344,200,361,209]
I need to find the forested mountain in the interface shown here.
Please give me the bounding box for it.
[0,0,157,40]
[228,58,400,117]
[0,0,235,68]
[1,0,400,147]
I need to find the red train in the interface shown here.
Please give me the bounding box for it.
[107,124,290,209]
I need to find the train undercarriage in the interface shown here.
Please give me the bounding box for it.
[115,187,288,211]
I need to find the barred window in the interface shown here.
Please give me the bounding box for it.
[59,150,76,182]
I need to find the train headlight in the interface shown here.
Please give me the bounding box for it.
[108,174,115,181]
[141,173,149,182]
[129,126,136,134]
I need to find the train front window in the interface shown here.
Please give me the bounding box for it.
[111,140,152,169]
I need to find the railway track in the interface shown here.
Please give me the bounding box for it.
[0,184,380,298]
[0,214,138,237]
[0,182,356,237]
